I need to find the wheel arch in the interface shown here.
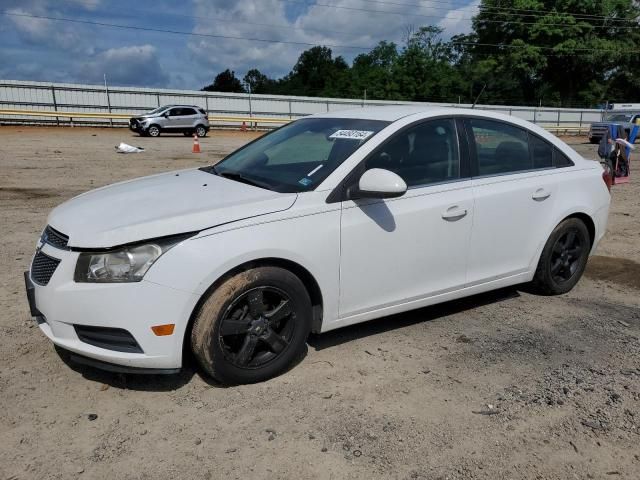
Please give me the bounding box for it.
[528,209,597,278]
[182,257,324,357]
[564,212,596,249]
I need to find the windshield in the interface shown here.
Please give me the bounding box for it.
[204,117,389,193]
[605,113,633,122]
[145,106,170,116]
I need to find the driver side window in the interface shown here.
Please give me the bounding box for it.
[366,118,460,187]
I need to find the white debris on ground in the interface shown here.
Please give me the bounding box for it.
[115,142,145,153]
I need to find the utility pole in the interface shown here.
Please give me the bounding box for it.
[104,74,113,127]
[245,81,254,130]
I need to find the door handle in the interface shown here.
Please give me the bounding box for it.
[442,206,468,221]
[532,188,551,201]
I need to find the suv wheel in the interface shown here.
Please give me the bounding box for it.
[191,267,312,384]
[195,125,207,138]
[148,125,161,137]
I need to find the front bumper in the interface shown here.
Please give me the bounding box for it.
[128,119,148,132]
[25,243,199,371]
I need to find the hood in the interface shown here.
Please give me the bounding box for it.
[48,169,297,248]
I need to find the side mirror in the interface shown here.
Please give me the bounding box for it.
[163,112,170,117]
[350,168,407,200]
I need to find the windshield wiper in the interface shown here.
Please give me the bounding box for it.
[216,170,273,190]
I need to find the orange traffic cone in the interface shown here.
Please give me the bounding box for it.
[192,134,201,153]
[241,121,247,132]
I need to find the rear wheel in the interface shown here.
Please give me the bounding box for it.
[195,125,207,138]
[531,218,590,295]
[148,125,161,137]
[191,267,312,384]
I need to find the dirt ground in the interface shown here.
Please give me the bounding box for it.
[0,126,638,480]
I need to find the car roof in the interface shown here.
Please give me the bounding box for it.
[310,105,526,123]
[161,105,202,109]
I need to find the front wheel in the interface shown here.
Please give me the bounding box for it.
[191,267,312,384]
[147,125,161,137]
[531,218,591,295]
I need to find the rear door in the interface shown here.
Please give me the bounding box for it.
[463,118,560,285]
[180,107,199,128]
[166,107,188,129]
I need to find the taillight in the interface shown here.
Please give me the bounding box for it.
[602,169,612,192]
[204,115,209,120]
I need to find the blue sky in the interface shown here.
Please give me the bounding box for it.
[0,0,479,90]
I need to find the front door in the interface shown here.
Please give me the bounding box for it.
[338,118,474,318]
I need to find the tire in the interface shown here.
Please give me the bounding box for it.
[195,125,207,138]
[531,218,591,295]
[191,267,312,384]
[147,125,161,137]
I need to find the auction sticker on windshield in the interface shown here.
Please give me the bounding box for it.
[329,130,375,140]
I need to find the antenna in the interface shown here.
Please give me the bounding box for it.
[471,83,487,109]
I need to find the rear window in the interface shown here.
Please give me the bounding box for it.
[529,134,553,169]
[198,108,207,115]
[553,148,574,167]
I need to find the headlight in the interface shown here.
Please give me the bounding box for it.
[74,233,194,283]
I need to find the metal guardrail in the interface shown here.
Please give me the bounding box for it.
[0,108,591,134]
[0,79,605,130]
[0,108,291,126]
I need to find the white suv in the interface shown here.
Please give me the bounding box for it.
[26,107,610,384]
[129,105,210,137]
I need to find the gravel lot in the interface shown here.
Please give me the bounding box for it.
[0,126,638,480]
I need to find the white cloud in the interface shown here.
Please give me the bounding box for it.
[6,6,92,53]
[187,0,478,83]
[77,45,169,86]
[438,0,480,37]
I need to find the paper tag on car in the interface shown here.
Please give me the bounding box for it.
[329,130,374,141]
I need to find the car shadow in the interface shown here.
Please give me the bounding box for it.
[54,345,200,390]
[308,287,521,351]
[53,287,520,391]
[54,342,309,391]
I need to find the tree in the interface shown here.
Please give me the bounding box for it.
[350,41,402,99]
[284,46,350,97]
[202,69,245,93]
[243,69,275,94]
[469,0,639,106]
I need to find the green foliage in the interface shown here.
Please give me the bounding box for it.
[203,1,640,107]
[202,69,245,93]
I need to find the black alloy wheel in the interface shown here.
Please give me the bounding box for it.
[549,228,584,284]
[218,287,295,369]
[190,267,312,384]
[532,218,590,295]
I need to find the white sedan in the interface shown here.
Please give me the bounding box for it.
[25,107,611,384]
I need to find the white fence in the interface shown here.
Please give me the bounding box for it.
[0,79,604,128]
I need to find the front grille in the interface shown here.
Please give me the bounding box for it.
[42,225,69,250]
[74,325,144,353]
[30,251,61,286]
